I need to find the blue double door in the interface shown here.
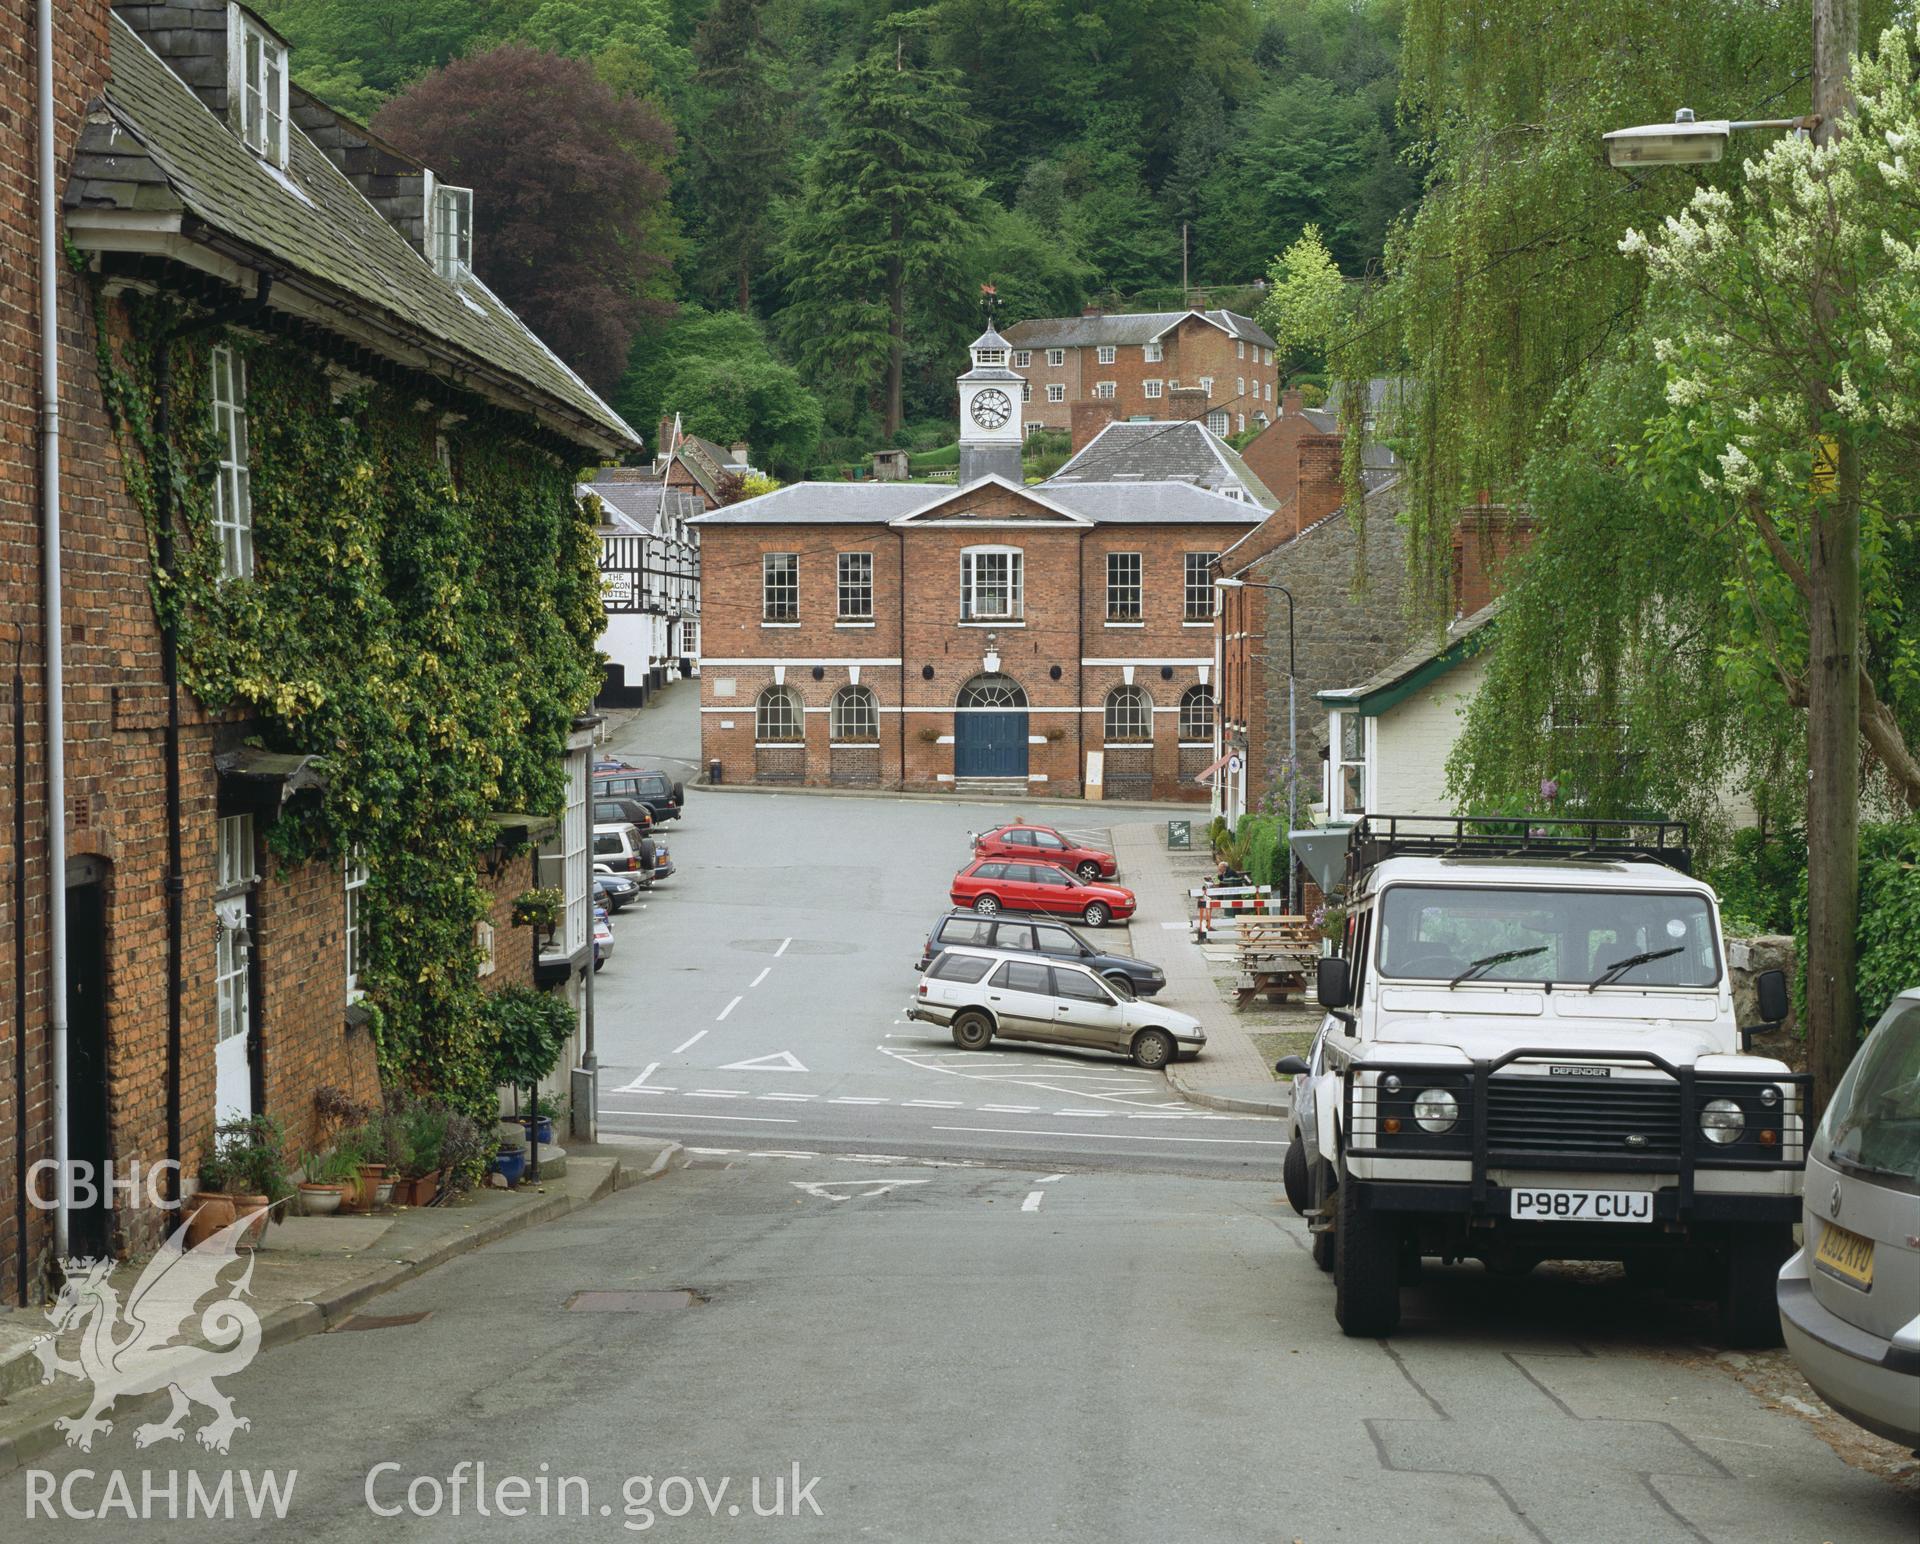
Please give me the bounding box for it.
[955,710,1029,778]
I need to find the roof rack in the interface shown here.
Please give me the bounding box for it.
[1345,814,1692,883]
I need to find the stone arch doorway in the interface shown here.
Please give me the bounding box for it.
[954,674,1029,779]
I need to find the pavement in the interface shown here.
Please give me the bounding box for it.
[1112,820,1299,1118]
[0,1144,676,1476]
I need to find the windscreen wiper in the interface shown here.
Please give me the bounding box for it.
[1588,945,1684,992]
[1449,946,1546,987]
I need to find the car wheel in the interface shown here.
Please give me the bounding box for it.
[972,894,1001,916]
[1077,860,1101,883]
[1334,1167,1403,1337]
[1131,1028,1174,1069]
[1282,1137,1310,1216]
[1312,1228,1335,1273]
[1102,972,1134,995]
[1718,1225,1792,1349]
[951,1011,994,1052]
[1083,901,1110,927]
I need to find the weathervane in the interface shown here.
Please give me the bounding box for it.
[980,282,999,329]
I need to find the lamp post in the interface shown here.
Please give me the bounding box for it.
[1600,107,1819,168]
[1215,576,1298,911]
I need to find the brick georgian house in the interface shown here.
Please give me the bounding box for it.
[1,1,635,1298]
[695,329,1263,801]
[1002,308,1279,438]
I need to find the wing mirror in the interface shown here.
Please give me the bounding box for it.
[1738,967,1791,1052]
[1316,956,1352,1010]
[1274,1055,1310,1076]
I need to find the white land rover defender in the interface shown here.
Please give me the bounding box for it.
[1279,816,1805,1345]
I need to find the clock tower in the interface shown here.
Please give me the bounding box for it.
[957,323,1024,484]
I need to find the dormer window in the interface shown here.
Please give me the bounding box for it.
[429,179,474,280]
[230,7,288,167]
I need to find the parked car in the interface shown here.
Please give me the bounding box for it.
[1777,987,1920,1447]
[971,822,1117,883]
[950,857,1136,927]
[906,945,1203,1068]
[593,822,650,877]
[594,870,642,911]
[593,905,614,970]
[594,795,654,833]
[594,767,683,823]
[915,911,1165,997]
[647,837,675,883]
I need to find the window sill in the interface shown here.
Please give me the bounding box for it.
[1182,620,1214,628]
[760,621,801,629]
[755,742,805,749]
[829,741,880,749]
[344,1000,374,1030]
[1103,621,1144,629]
[834,620,876,629]
[1104,743,1153,750]
[957,619,1024,628]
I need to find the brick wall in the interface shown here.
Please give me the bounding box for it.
[1451,501,1537,616]
[1008,314,1278,432]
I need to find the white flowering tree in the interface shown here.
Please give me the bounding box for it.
[1628,18,1920,1103]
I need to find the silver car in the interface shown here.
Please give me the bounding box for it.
[906,945,1205,1069]
[1777,987,1920,1447]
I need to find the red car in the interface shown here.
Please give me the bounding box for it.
[950,857,1136,928]
[971,822,1117,883]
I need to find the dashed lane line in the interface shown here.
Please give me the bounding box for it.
[1022,1191,1044,1212]
[716,995,743,1022]
[673,1029,707,1054]
[932,1124,1287,1147]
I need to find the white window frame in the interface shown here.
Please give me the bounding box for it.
[1237,413,1246,433]
[1236,340,1245,359]
[475,920,496,978]
[1103,685,1153,743]
[836,551,873,619]
[756,685,804,743]
[1198,376,1214,395]
[1237,377,1246,398]
[976,348,1007,366]
[1012,349,1032,368]
[561,747,589,956]
[1105,551,1142,621]
[210,345,252,580]
[1096,345,1116,364]
[344,846,369,1003]
[1093,381,1116,400]
[960,545,1024,621]
[830,684,878,743]
[1045,384,1065,404]
[1328,710,1375,819]
[1206,410,1230,436]
[1021,381,1032,403]
[1143,340,1163,364]
[427,175,474,280]
[1046,348,1065,367]
[763,552,798,621]
[229,5,289,167]
[1143,379,1163,399]
[1178,685,1214,742]
[1184,552,1217,620]
[215,815,255,1049]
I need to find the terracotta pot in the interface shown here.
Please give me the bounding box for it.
[298,1183,346,1217]
[395,1170,440,1208]
[204,1192,270,1247]
[183,1192,236,1247]
[350,1164,388,1211]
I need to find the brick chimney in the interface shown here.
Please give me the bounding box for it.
[1070,401,1118,453]
[1081,304,1105,318]
[729,440,751,466]
[1295,434,1345,536]
[656,416,675,464]
[1451,495,1537,615]
[1281,387,1304,416]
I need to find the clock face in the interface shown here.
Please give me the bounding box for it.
[969,388,1012,430]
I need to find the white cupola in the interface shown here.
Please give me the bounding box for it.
[957,323,1024,484]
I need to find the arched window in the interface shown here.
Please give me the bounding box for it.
[1179,684,1215,741]
[956,674,1027,710]
[1104,685,1153,743]
[831,685,878,742]
[755,685,803,743]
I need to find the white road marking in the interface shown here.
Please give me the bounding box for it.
[748,1150,818,1160]
[612,1062,660,1092]
[673,1029,708,1054]
[759,1092,817,1101]
[791,1179,929,1202]
[716,995,743,1021]
[750,966,772,988]
[1021,1191,1043,1212]
[904,1100,964,1108]
[830,1096,888,1105]
[1038,1173,1066,1184]
[980,1104,1040,1113]
[686,1090,747,1098]
[637,1112,799,1123]
[1053,1110,1112,1118]
[932,1125,1286,1147]
[775,937,792,957]
[719,1050,809,1073]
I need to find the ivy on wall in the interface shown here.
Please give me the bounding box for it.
[95,292,603,1117]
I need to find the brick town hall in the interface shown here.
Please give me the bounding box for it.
[693,324,1269,801]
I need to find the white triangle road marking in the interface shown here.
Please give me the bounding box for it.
[719,1050,809,1073]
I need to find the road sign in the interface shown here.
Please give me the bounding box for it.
[1812,435,1838,493]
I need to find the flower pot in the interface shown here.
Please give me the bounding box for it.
[349,1164,388,1212]
[518,1116,555,1145]
[298,1182,346,1217]
[183,1191,236,1247]
[223,1193,271,1247]
[493,1145,527,1187]
[374,1178,396,1209]
[395,1170,440,1208]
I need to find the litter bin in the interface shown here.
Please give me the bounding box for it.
[707,758,723,785]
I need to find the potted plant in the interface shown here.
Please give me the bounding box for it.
[202,1117,293,1246]
[516,1092,563,1146]
[510,887,562,930]
[485,985,577,1176]
[493,1135,527,1187]
[297,1145,357,1215]
[337,1120,387,1211]
[395,1101,449,1206]
[437,1109,489,1199]
[185,1148,238,1247]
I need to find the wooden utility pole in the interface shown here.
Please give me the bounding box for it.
[1805,0,1860,1117]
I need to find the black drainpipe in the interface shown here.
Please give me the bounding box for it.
[13,644,28,1303]
[153,274,272,1196]
[896,528,907,790]
[1075,535,1085,793]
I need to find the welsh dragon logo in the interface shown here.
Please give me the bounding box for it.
[30,1206,266,1453]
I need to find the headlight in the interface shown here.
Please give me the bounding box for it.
[1414,1089,1458,1134]
[1701,1098,1745,1145]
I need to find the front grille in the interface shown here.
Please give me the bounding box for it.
[1485,1077,1682,1159]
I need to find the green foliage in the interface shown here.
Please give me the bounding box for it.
[1233,814,1289,890]
[484,985,579,1090]
[1706,826,1808,937]
[203,1118,295,1213]
[96,295,599,1122]
[302,1145,360,1185]
[1256,223,1349,362]
[1855,821,1920,1031]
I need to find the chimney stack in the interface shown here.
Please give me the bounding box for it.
[1281,387,1304,416]
[1451,495,1537,615]
[730,441,751,466]
[1293,435,1345,537]
[1081,304,1105,318]
[1070,401,1118,454]
[656,416,675,465]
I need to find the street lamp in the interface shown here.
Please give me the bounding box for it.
[1214,576,1299,911]
[1601,107,1819,168]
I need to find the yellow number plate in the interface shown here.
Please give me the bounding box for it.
[1815,1219,1874,1289]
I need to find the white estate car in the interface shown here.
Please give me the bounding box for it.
[1777,987,1920,1447]
[1280,816,1805,1344]
[907,945,1205,1068]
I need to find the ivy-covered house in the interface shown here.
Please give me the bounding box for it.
[1,0,637,1298]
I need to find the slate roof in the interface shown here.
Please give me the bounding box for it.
[1045,421,1280,510]
[1004,309,1276,352]
[1318,601,1499,708]
[687,476,1268,527]
[581,479,704,535]
[66,17,637,454]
